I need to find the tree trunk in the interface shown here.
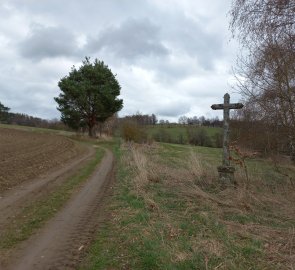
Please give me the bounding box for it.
[99,123,102,137]
[88,124,95,137]
[88,114,96,138]
[289,135,295,163]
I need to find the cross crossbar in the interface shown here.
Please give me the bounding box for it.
[211,103,243,110]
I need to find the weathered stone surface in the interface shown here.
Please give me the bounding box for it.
[217,165,235,174]
[211,93,243,185]
[218,166,236,186]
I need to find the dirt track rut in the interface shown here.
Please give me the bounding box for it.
[0,145,95,230]
[5,148,114,270]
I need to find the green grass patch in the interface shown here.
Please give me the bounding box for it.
[81,142,295,270]
[0,147,105,250]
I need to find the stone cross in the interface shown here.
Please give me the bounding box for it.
[211,93,243,185]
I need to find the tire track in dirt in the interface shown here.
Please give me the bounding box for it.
[4,148,114,270]
[0,145,95,231]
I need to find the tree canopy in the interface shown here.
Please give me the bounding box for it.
[0,101,10,122]
[54,57,123,137]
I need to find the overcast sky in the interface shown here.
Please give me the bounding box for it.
[0,0,240,122]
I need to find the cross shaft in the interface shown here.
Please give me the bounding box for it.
[211,93,243,166]
[211,93,243,186]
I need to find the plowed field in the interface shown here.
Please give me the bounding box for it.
[0,127,84,192]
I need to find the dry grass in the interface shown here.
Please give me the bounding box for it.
[124,143,160,212]
[84,142,295,269]
[140,143,294,268]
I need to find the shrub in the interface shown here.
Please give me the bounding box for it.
[177,132,185,144]
[187,127,212,147]
[121,121,148,143]
[152,129,172,143]
[214,131,223,148]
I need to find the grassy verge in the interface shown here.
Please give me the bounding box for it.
[81,142,295,269]
[0,147,105,250]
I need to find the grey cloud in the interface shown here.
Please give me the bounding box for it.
[155,101,191,117]
[19,25,79,60]
[163,16,224,70]
[7,0,150,34]
[87,18,169,60]
[112,15,226,84]
[141,58,196,84]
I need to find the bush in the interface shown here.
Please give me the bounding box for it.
[214,131,223,148]
[177,132,186,144]
[152,129,172,143]
[121,121,148,143]
[187,127,212,147]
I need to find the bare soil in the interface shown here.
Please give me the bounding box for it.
[0,144,95,232]
[0,127,86,192]
[0,127,115,269]
[4,149,114,270]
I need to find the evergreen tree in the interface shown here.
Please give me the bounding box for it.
[55,57,123,137]
[0,101,10,122]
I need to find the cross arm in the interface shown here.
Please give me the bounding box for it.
[211,103,244,110]
[211,104,223,110]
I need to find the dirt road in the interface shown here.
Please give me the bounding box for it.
[4,148,114,270]
[0,145,95,231]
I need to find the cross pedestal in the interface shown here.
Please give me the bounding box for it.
[217,165,235,186]
[211,93,243,186]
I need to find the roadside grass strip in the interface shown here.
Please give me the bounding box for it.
[82,142,295,270]
[0,147,105,250]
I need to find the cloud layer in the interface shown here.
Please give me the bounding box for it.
[20,25,79,60]
[87,18,169,61]
[0,0,240,121]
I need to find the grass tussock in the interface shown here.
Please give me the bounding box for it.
[82,142,295,270]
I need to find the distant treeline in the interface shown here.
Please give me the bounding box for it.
[1,112,69,130]
[120,113,223,148]
[120,113,223,128]
[177,115,222,127]
[120,113,158,126]
[1,102,222,148]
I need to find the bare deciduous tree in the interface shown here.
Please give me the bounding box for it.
[230,0,295,160]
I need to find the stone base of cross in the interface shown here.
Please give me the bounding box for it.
[211,93,243,186]
[217,165,235,186]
